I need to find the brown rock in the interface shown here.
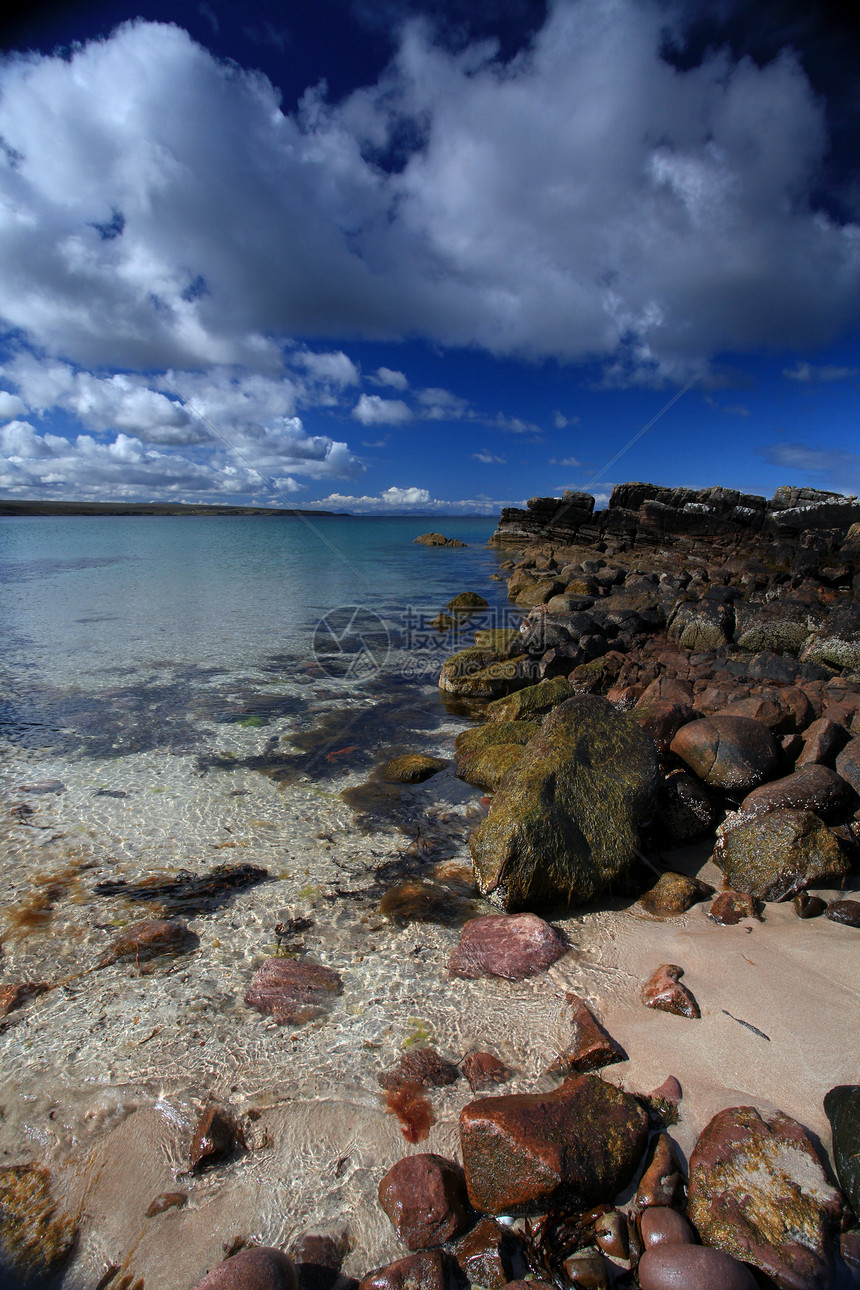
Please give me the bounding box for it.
[378,1048,460,1091]
[640,872,712,915]
[836,737,860,796]
[359,1250,453,1290]
[825,899,860,926]
[841,1229,860,1272]
[794,892,827,918]
[378,1154,470,1250]
[687,1105,842,1290]
[461,1052,512,1092]
[453,1217,522,1289]
[708,890,761,925]
[737,764,857,824]
[244,958,342,1025]
[289,1231,346,1272]
[0,982,48,1018]
[189,1105,246,1172]
[669,716,778,791]
[594,1209,630,1259]
[191,1248,299,1290]
[638,1245,757,1290]
[459,1073,649,1215]
[562,1249,612,1288]
[146,1190,187,1217]
[634,700,696,753]
[797,717,849,767]
[656,770,716,841]
[447,913,567,981]
[549,993,625,1074]
[633,1134,684,1211]
[97,917,192,968]
[715,808,849,901]
[642,965,700,1019]
[649,1076,682,1106]
[639,1206,696,1249]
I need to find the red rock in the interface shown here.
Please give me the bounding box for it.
[669,716,778,791]
[378,1049,460,1091]
[708,890,761,925]
[737,764,857,823]
[641,965,700,1019]
[244,958,342,1025]
[649,1076,682,1106]
[593,1209,630,1259]
[796,717,849,767]
[639,1206,696,1249]
[0,982,48,1018]
[97,918,191,968]
[189,1105,246,1171]
[447,913,567,981]
[359,1250,453,1290]
[461,1052,511,1092]
[633,1134,684,1211]
[549,993,625,1074]
[836,737,860,796]
[638,1245,757,1290]
[378,1154,470,1250]
[687,1106,842,1290]
[459,1073,649,1215]
[191,1247,298,1290]
[633,700,696,753]
[289,1232,345,1270]
[453,1217,522,1289]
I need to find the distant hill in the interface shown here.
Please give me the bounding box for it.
[0,500,345,517]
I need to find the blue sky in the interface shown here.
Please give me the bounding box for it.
[0,0,859,513]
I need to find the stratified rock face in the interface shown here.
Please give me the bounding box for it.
[378,1154,470,1250]
[459,1074,649,1215]
[469,696,660,910]
[824,1085,860,1218]
[670,716,778,791]
[191,1248,298,1290]
[715,808,849,900]
[687,1106,842,1290]
[447,913,568,980]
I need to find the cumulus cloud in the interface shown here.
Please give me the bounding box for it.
[0,5,856,384]
[494,413,541,435]
[415,387,470,419]
[372,367,409,390]
[311,485,505,513]
[553,412,579,430]
[783,361,859,383]
[352,393,413,424]
[293,349,360,388]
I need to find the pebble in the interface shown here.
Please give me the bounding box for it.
[638,1206,696,1249]
[638,1244,757,1290]
[794,892,827,918]
[189,1105,246,1172]
[641,964,700,1018]
[649,1075,682,1106]
[96,918,192,968]
[549,992,625,1074]
[825,899,860,926]
[634,1134,683,1211]
[708,890,760,925]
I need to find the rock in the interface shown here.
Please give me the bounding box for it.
[447,592,488,611]
[454,721,538,792]
[709,890,761,925]
[381,756,447,784]
[824,1085,860,1218]
[15,779,65,794]
[461,1052,512,1092]
[825,899,860,926]
[146,1191,187,1216]
[549,992,625,1074]
[0,1163,77,1283]
[836,737,860,796]
[447,913,568,980]
[797,717,850,767]
[801,603,860,672]
[736,764,857,824]
[649,1076,683,1106]
[359,1251,454,1290]
[656,770,716,841]
[668,599,734,651]
[485,677,577,723]
[633,1134,684,1210]
[469,696,660,910]
[459,1073,649,1215]
[453,1217,523,1289]
[96,917,193,968]
[669,716,778,792]
[640,872,712,915]
[594,1209,630,1259]
[638,1245,757,1290]
[378,1154,470,1250]
[414,534,466,548]
[191,1248,301,1290]
[639,1207,696,1249]
[474,627,521,652]
[687,1105,842,1290]
[715,808,850,900]
[244,958,343,1025]
[562,1249,612,1288]
[642,964,700,1019]
[378,1048,460,1091]
[430,613,454,631]
[840,1229,860,1273]
[0,981,48,1018]
[378,880,472,926]
[189,1105,246,1172]
[633,699,696,753]
[290,1231,346,1271]
[794,892,827,918]
[438,647,539,699]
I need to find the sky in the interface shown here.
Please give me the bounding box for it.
[0,0,859,514]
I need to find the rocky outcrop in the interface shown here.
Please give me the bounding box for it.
[414,533,467,547]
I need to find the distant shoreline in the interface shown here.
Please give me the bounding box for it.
[0,500,347,517]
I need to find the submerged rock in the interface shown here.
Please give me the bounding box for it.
[244,958,343,1025]
[715,808,849,900]
[461,1052,512,1092]
[469,695,659,910]
[447,913,568,980]
[95,862,269,912]
[378,1154,470,1250]
[360,1250,454,1290]
[381,755,447,784]
[189,1105,246,1172]
[0,981,48,1018]
[378,1048,460,1091]
[96,917,194,968]
[192,1247,298,1290]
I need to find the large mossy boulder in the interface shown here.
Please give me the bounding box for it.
[439,646,538,700]
[487,677,577,724]
[455,721,539,792]
[469,695,660,910]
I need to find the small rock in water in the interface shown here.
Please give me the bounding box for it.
[95,788,128,798]
[15,780,65,794]
[549,992,625,1074]
[638,1206,696,1249]
[794,891,828,918]
[414,533,466,548]
[244,958,343,1025]
[191,1246,298,1290]
[824,1085,860,1217]
[447,913,567,980]
[96,918,193,968]
[0,981,48,1019]
[378,1048,460,1091]
[708,889,761,925]
[381,755,448,784]
[379,880,470,926]
[378,1153,470,1249]
[462,1051,512,1092]
[825,899,860,926]
[638,1245,757,1290]
[146,1191,187,1217]
[189,1105,246,1172]
[642,964,700,1018]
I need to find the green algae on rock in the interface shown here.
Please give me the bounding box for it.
[438,646,538,700]
[381,755,448,784]
[486,676,577,724]
[0,1163,77,1281]
[446,592,488,611]
[454,720,539,791]
[469,695,660,910]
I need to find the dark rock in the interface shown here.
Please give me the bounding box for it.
[737,764,857,824]
[549,992,625,1074]
[378,1048,460,1091]
[290,1232,345,1271]
[638,1245,757,1290]
[381,756,447,784]
[687,1105,842,1290]
[801,603,860,672]
[836,737,860,796]
[96,917,193,968]
[824,1086,860,1221]
[447,592,488,610]
[656,770,716,841]
[593,1209,630,1259]
[639,1206,696,1249]
[715,808,850,900]
[414,534,466,548]
[244,958,343,1025]
[189,1105,246,1171]
[640,872,712,915]
[453,1217,523,1289]
[668,599,734,652]
[797,717,850,767]
[461,1052,512,1092]
[669,716,778,792]
[447,913,568,980]
[794,892,827,918]
[642,964,700,1019]
[633,1134,684,1211]
[825,900,860,927]
[454,721,538,791]
[840,1229,860,1273]
[359,1250,454,1290]
[378,1154,470,1250]
[459,1073,649,1215]
[191,1249,300,1290]
[469,695,659,910]
[709,890,761,925]
[378,880,472,926]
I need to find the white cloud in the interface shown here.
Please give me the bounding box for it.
[352,393,413,425]
[372,366,408,390]
[553,412,580,430]
[0,392,27,420]
[0,7,856,383]
[494,413,541,435]
[472,451,505,464]
[550,455,583,467]
[756,441,860,475]
[415,387,470,419]
[294,349,360,387]
[310,486,504,514]
[783,361,859,383]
